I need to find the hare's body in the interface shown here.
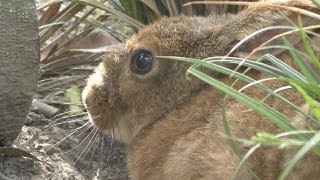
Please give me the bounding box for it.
[128,88,276,179]
[82,0,320,179]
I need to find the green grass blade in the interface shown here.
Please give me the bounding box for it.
[119,0,147,24]
[161,56,318,125]
[70,0,145,29]
[261,85,319,125]
[221,97,260,180]
[232,144,261,180]
[187,68,295,131]
[107,0,126,13]
[184,56,289,77]
[310,0,320,9]
[277,130,318,138]
[279,131,320,180]
[288,81,320,121]
[207,59,287,77]
[283,38,320,85]
[279,77,320,99]
[221,99,241,157]
[263,54,307,82]
[82,16,128,41]
[297,14,320,69]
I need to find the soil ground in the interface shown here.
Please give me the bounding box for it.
[0,110,129,180]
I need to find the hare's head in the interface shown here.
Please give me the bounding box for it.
[82,0,317,143]
[82,17,218,143]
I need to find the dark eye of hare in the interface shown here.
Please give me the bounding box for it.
[130,49,153,74]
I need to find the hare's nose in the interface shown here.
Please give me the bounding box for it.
[82,72,109,106]
[89,72,105,86]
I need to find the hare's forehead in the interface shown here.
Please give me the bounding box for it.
[124,36,157,54]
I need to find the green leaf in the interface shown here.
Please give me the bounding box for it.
[65,85,83,114]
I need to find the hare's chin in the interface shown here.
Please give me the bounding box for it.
[87,113,103,130]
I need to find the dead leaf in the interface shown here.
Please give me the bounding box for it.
[0,147,49,165]
[36,0,63,11]
[39,2,62,26]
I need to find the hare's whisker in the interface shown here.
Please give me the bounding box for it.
[46,117,88,128]
[106,129,114,166]
[49,103,96,121]
[60,124,94,155]
[75,128,98,164]
[80,129,99,164]
[45,111,88,128]
[115,121,123,142]
[99,134,106,168]
[81,104,99,111]
[74,122,94,140]
[50,110,81,120]
[45,121,91,152]
[88,132,101,164]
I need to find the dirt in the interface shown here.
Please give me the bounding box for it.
[0,109,129,180]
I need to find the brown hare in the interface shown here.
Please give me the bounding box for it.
[82,0,320,179]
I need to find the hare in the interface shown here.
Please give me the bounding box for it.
[82,0,320,179]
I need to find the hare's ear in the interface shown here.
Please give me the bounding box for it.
[230,0,319,56]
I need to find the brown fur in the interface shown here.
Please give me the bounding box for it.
[82,0,320,179]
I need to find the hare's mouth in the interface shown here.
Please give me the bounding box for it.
[86,107,143,143]
[86,111,105,130]
[82,99,119,135]
[82,86,138,143]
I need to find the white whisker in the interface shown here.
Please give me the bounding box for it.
[47,117,89,127]
[75,128,99,164]
[45,121,91,152]
[106,127,114,165]
[60,124,95,155]
[88,132,101,163]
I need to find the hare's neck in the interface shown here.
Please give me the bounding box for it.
[127,88,224,174]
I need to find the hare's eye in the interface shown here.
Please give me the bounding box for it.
[130,49,153,75]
